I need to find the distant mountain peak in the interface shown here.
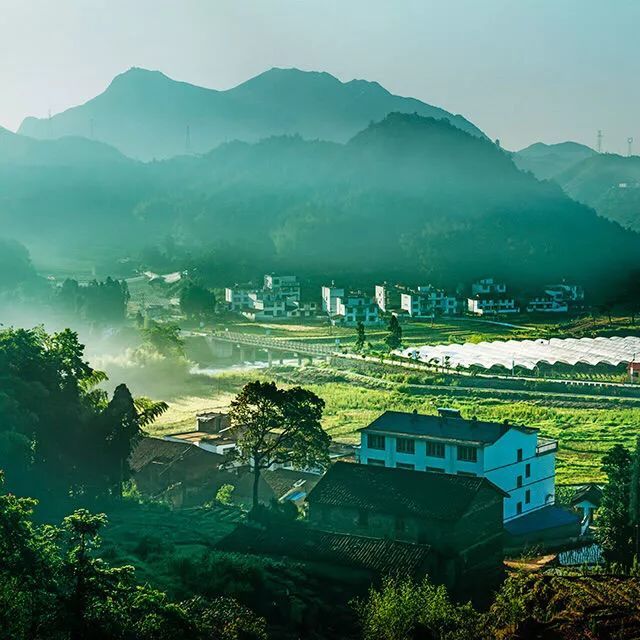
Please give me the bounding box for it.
[18,66,485,160]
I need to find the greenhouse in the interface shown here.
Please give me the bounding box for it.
[399,336,640,371]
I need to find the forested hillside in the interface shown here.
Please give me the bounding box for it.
[555,154,640,232]
[1,113,638,293]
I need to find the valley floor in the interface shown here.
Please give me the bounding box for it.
[149,363,640,484]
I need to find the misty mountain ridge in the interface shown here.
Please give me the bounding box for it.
[513,141,596,180]
[3,113,638,294]
[18,66,485,160]
[0,126,130,166]
[554,153,640,232]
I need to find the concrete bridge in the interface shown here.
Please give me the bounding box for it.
[189,330,337,366]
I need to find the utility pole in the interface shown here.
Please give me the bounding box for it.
[628,137,634,157]
[597,130,603,154]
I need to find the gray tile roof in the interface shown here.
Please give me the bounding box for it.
[307,461,507,520]
[360,410,536,445]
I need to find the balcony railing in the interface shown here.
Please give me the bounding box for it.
[536,438,558,456]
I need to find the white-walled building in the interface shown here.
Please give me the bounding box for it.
[264,274,301,302]
[225,284,255,311]
[401,285,458,318]
[321,284,345,316]
[526,295,569,313]
[467,296,519,315]
[545,284,584,302]
[335,293,380,326]
[375,283,403,313]
[357,408,557,522]
[471,278,507,296]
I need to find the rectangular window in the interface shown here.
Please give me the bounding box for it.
[525,463,531,478]
[517,448,523,462]
[396,462,415,470]
[367,434,386,450]
[525,489,531,505]
[517,475,523,488]
[458,471,477,477]
[426,441,445,458]
[367,458,385,466]
[426,466,445,473]
[396,438,415,454]
[457,446,478,462]
[516,502,523,515]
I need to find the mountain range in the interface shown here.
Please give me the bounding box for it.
[18,67,485,161]
[2,112,638,294]
[513,141,596,180]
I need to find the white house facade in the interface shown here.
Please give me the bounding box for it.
[321,284,345,316]
[335,293,381,326]
[357,408,557,522]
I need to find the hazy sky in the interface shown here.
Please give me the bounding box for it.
[1,0,639,152]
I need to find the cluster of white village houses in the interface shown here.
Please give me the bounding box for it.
[225,275,584,326]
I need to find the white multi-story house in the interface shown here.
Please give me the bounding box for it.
[241,291,287,320]
[401,286,458,318]
[544,284,585,303]
[375,283,403,313]
[321,284,345,316]
[357,408,557,522]
[467,296,519,315]
[264,274,301,302]
[526,295,569,313]
[335,293,380,326]
[225,284,255,311]
[471,278,507,296]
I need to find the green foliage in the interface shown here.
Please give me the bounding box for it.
[355,321,366,351]
[597,444,634,566]
[385,315,403,351]
[216,483,236,506]
[59,277,130,324]
[142,321,185,358]
[180,281,216,320]
[0,477,266,640]
[229,381,330,509]
[0,237,35,290]
[0,326,166,500]
[355,575,482,640]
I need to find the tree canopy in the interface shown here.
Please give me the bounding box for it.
[228,381,330,509]
[0,327,166,500]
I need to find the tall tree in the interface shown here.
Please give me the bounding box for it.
[0,327,166,499]
[597,444,634,567]
[228,381,330,510]
[630,436,640,562]
[385,315,403,351]
[355,321,366,351]
[180,281,216,320]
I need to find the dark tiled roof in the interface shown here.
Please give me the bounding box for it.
[261,469,321,500]
[129,437,223,472]
[361,410,536,445]
[569,484,603,507]
[307,462,506,520]
[217,523,431,576]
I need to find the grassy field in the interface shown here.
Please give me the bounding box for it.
[149,363,640,484]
